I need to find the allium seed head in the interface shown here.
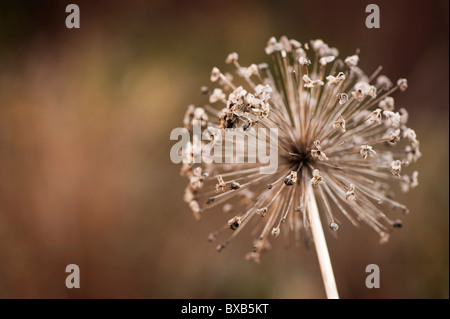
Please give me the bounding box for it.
[179,36,420,261]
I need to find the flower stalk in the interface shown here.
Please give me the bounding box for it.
[307,181,339,299]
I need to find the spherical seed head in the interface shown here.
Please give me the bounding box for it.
[179,36,420,260]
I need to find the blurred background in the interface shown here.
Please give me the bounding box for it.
[0,0,448,298]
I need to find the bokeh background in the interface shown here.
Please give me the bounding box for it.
[0,0,448,298]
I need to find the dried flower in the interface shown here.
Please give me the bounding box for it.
[209,88,226,104]
[389,160,402,177]
[333,114,346,133]
[345,184,356,200]
[360,145,377,159]
[178,36,420,261]
[379,97,395,111]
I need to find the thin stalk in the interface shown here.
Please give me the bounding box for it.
[307,182,339,299]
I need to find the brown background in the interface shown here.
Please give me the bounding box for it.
[0,0,448,298]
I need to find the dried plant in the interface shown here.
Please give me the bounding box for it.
[178,36,420,298]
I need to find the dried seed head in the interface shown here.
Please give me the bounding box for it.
[383,110,401,128]
[241,64,259,78]
[379,97,395,111]
[299,56,311,66]
[228,216,242,230]
[209,88,226,103]
[387,128,401,144]
[337,93,348,105]
[333,114,346,133]
[311,39,325,51]
[311,141,329,161]
[320,55,335,66]
[390,160,402,177]
[190,167,206,190]
[225,52,239,64]
[360,145,377,159]
[352,81,375,101]
[256,207,268,217]
[405,144,422,163]
[404,128,418,145]
[178,36,420,261]
[303,75,324,88]
[370,108,383,125]
[265,36,282,55]
[210,67,220,82]
[310,169,325,187]
[376,75,393,91]
[271,227,281,237]
[329,222,339,231]
[345,55,359,67]
[327,74,344,85]
[290,39,301,49]
[397,78,408,91]
[346,184,356,200]
[215,175,226,192]
[284,171,298,186]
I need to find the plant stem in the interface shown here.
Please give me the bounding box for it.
[307,182,339,299]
